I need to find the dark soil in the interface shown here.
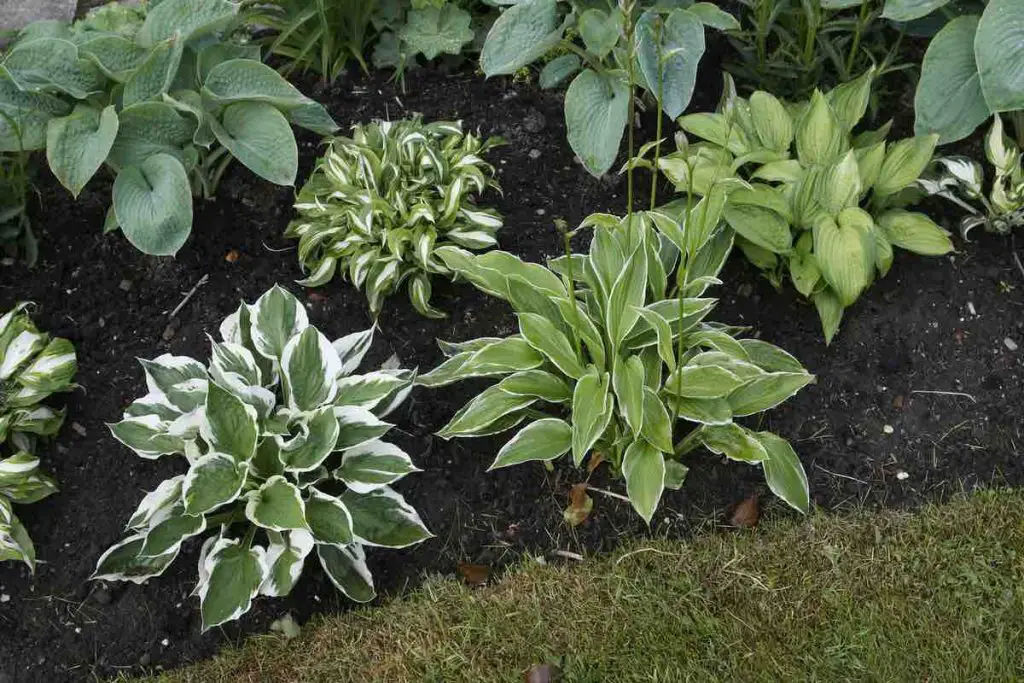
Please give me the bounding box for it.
[0,63,1022,682]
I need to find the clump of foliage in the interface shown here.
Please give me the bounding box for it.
[0,303,77,570]
[658,71,953,343]
[890,0,1023,144]
[253,0,482,87]
[0,142,34,265]
[480,0,738,176]
[420,208,813,524]
[920,114,1024,236]
[96,286,429,631]
[0,0,337,256]
[726,0,910,101]
[287,117,503,319]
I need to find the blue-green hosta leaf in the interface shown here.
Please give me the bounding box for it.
[623,439,665,524]
[480,0,560,76]
[335,440,419,493]
[123,37,185,107]
[109,415,184,458]
[210,101,298,186]
[201,381,258,462]
[914,16,989,144]
[78,35,148,82]
[565,69,630,177]
[578,9,620,59]
[139,508,206,557]
[340,486,431,549]
[91,534,178,584]
[182,452,248,515]
[2,38,103,99]
[195,43,262,85]
[613,355,646,435]
[701,423,768,462]
[489,418,572,470]
[137,0,236,47]
[640,388,673,452]
[107,101,196,170]
[437,384,537,438]
[876,209,954,255]
[46,104,119,198]
[259,529,314,598]
[197,538,266,631]
[756,431,809,514]
[873,135,939,197]
[281,326,341,411]
[250,285,309,362]
[332,327,375,377]
[687,3,741,31]
[496,370,573,403]
[571,368,614,466]
[975,0,1024,113]
[317,543,375,602]
[126,475,184,529]
[539,54,581,89]
[728,372,814,416]
[636,9,706,120]
[517,312,585,379]
[201,59,315,110]
[304,489,354,546]
[246,475,309,531]
[280,406,339,472]
[113,153,193,256]
[0,75,71,151]
[882,0,955,21]
[400,5,475,60]
[16,337,76,392]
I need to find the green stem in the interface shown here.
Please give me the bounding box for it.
[650,19,665,211]
[242,524,257,549]
[561,229,585,361]
[844,0,870,77]
[624,3,637,220]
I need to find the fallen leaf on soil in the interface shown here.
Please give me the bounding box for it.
[224,249,239,263]
[892,394,904,410]
[307,291,328,303]
[524,663,560,682]
[457,562,490,587]
[563,483,593,527]
[730,494,760,528]
[586,451,605,474]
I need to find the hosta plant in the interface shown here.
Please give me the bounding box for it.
[0,303,78,570]
[420,209,814,524]
[919,114,1024,236]
[0,0,337,256]
[95,286,430,631]
[286,117,503,318]
[658,71,954,343]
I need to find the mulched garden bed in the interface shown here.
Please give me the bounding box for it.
[0,63,1021,682]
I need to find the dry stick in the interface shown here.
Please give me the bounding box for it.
[168,274,210,319]
[909,389,977,403]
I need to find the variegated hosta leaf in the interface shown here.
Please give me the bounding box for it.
[286,116,503,318]
[98,285,426,627]
[0,496,35,570]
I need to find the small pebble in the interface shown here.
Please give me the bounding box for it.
[896,470,909,481]
[967,301,976,315]
[71,422,87,437]
[528,149,541,160]
[160,638,169,647]
[118,279,132,292]
[0,594,9,603]
[536,208,546,216]
[1004,337,1018,351]
[883,424,895,434]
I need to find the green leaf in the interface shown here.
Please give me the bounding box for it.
[305,489,354,546]
[739,339,806,374]
[606,243,648,348]
[640,387,673,452]
[497,370,573,403]
[251,285,309,361]
[565,69,630,177]
[796,90,846,165]
[873,135,939,197]
[813,288,844,345]
[882,0,954,21]
[480,0,560,76]
[678,112,752,155]
[876,209,954,255]
[210,101,298,186]
[490,418,572,470]
[664,363,745,399]
[517,313,584,379]
[539,54,581,89]
[281,327,341,411]
[318,543,375,602]
[139,509,206,557]
[123,37,184,107]
[816,150,862,214]
[137,0,236,47]
[335,440,419,493]
[635,308,676,371]
[749,91,794,152]
[975,0,1024,112]
[914,16,989,144]
[198,538,265,631]
[729,372,815,416]
[578,9,620,60]
[201,381,258,462]
[2,38,102,99]
[665,395,733,425]
[182,452,247,515]
[91,534,176,584]
[400,5,474,60]
[722,204,792,254]
[613,355,646,435]
[340,487,432,549]
[260,529,314,597]
[281,407,339,472]
[109,415,183,458]
[701,423,768,462]
[664,459,689,490]
[0,75,71,151]
[812,210,875,307]
[334,406,393,451]
[107,101,196,170]
[79,35,148,82]
[571,368,613,466]
[46,105,118,198]
[113,153,193,256]
[687,3,741,31]
[437,384,536,438]
[756,432,809,514]
[17,336,76,392]
[623,440,665,524]
[827,68,874,131]
[246,475,308,531]
[636,9,706,120]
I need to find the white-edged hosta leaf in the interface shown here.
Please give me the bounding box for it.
[700,423,768,462]
[496,370,572,403]
[317,543,375,602]
[198,538,266,631]
[340,486,432,549]
[613,355,646,435]
[571,368,613,466]
[304,488,354,546]
[335,371,410,411]
[664,363,744,399]
[738,339,806,374]
[281,325,341,413]
[109,414,183,458]
[640,387,673,452]
[438,384,536,438]
[245,475,308,531]
[756,431,809,514]
[517,312,585,379]
[200,381,258,462]
[251,285,309,361]
[665,395,733,425]
[182,452,247,515]
[334,406,393,451]
[728,372,814,416]
[623,439,665,524]
[139,508,206,557]
[335,440,419,493]
[333,327,375,377]
[259,529,314,598]
[91,534,177,584]
[280,406,339,473]
[126,475,185,529]
[489,418,572,470]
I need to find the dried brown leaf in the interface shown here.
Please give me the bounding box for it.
[563,483,593,527]
[730,493,760,528]
[457,562,490,587]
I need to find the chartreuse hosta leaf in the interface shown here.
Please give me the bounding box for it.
[423,212,814,525]
[286,117,503,319]
[0,303,77,571]
[0,0,337,257]
[662,72,951,344]
[97,286,429,630]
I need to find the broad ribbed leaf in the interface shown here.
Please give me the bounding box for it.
[756,432,809,513]
[480,0,560,76]
[46,105,118,197]
[975,0,1024,113]
[622,440,665,524]
[636,9,706,120]
[245,475,308,531]
[571,368,613,466]
[210,102,298,186]
[340,487,431,548]
[914,16,989,144]
[565,69,630,176]
[113,153,193,256]
[490,418,572,470]
[198,539,265,631]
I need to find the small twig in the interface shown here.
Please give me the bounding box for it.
[586,486,632,504]
[262,241,295,253]
[552,549,584,562]
[615,547,679,566]
[169,274,209,319]
[1013,250,1024,281]
[814,464,868,486]
[910,389,977,403]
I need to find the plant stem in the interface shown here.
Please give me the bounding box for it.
[623,1,637,220]
[561,228,585,361]
[845,0,870,77]
[649,19,665,211]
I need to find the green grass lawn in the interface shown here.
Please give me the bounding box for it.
[147,490,1024,682]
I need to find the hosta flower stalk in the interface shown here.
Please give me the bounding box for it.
[96,286,430,631]
[421,210,813,524]
[286,117,503,319]
[0,303,77,570]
